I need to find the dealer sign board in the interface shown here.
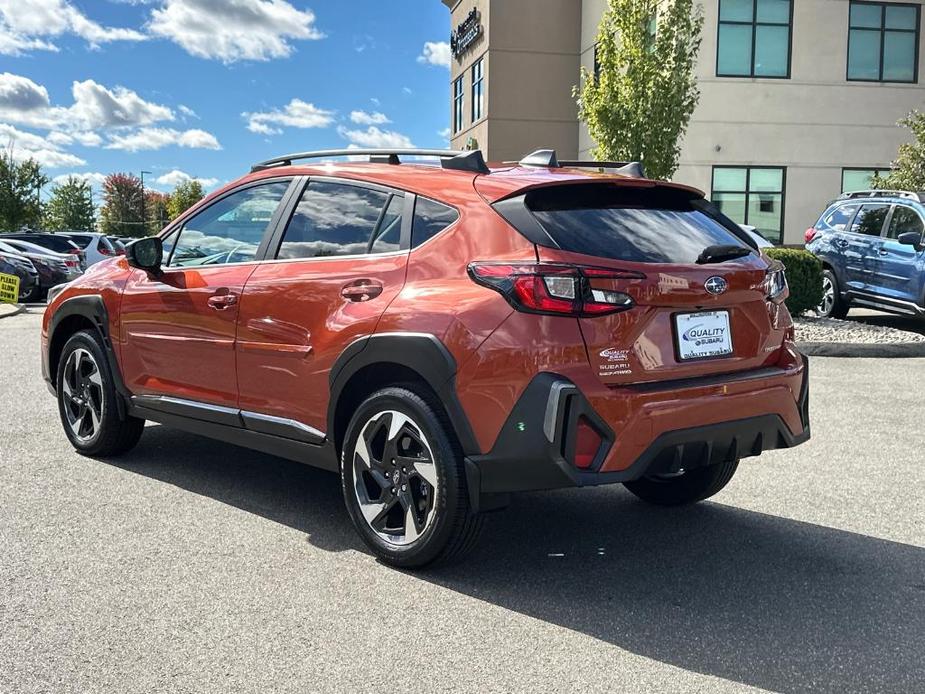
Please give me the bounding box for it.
[0,273,20,304]
[451,8,482,59]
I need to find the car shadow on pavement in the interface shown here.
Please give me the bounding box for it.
[106,424,923,694]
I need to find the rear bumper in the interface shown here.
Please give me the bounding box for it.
[466,351,809,501]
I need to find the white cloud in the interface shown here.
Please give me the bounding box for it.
[417,41,450,68]
[52,171,107,189]
[0,0,145,55]
[149,0,324,63]
[337,125,414,149]
[0,74,175,132]
[402,86,413,95]
[244,99,334,135]
[67,79,174,130]
[0,123,86,168]
[155,169,219,188]
[438,127,451,141]
[178,104,198,119]
[105,127,221,152]
[349,110,390,126]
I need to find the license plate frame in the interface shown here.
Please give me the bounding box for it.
[674,310,733,361]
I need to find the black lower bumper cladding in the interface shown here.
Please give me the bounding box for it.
[466,361,810,501]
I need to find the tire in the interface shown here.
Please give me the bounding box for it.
[20,282,41,303]
[56,330,145,457]
[818,269,849,319]
[340,386,483,568]
[623,459,739,506]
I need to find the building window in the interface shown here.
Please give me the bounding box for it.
[842,168,892,192]
[471,58,484,122]
[716,0,793,78]
[452,76,464,134]
[712,166,786,244]
[848,2,919,83]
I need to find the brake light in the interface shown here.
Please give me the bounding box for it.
[574,417,602,469]
[763,261,788,304]
[468,262,641,317]
[98,245,115,256]
[804,227,817,244]
[67,249,81,256]
[63,258,78,268]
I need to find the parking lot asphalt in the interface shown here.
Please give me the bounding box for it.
[1,308,923,694]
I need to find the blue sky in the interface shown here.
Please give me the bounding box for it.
[0,0,452,197]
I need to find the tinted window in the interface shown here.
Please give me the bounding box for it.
[887,206,924,239]
[717,0,792,77]
[97,236,115,253]
[412,197,459,248]
[168,181,289,267]
[816,203,859,232]
[6,235,78,253]
[527,184,751,264]
[278,181,389,259]
[65,235,92,249]
[850,203,890,236]
[370,195,404,254]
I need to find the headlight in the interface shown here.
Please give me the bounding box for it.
[763,261,788,303]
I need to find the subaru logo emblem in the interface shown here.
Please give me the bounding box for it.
[704,276,728,295]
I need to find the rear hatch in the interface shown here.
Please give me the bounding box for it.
[494,181,786,385]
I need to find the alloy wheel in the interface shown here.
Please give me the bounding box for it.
[819,275,835,315]
[61,348,104,443]
[352,410,439,546]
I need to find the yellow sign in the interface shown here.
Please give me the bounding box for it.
[0,272,20,304]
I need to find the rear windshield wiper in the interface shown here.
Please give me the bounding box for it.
[696,245,752,264]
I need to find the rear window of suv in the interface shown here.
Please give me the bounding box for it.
[524,184,750,264]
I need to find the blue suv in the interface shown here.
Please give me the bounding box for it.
[806,190,925,319]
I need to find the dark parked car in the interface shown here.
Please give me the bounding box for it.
[0,249,39,302]
[3,233,87,270]
[0,239,82,301]
[806,190,925,318]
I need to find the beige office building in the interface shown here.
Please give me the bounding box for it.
[442,0,923,244]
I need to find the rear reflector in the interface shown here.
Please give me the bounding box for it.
[468,262,641,317]
[574,416,602,469]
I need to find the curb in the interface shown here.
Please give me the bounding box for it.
[0,303,24,320]
[797,340,925,358]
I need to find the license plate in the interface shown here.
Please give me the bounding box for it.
[675,310,733,360]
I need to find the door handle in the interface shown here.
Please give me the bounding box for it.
[879,249,889,256]
[341,280,384,302]
[207,293,238,310]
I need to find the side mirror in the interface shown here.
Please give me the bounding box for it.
[897,231,923,248]
[126,236,163,275]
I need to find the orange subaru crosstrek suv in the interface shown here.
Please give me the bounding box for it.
[42,148,809,567]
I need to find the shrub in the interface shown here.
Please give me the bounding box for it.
[765,248,823,316]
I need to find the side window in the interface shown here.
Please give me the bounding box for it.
[277,181,389,259]
[412,197,459,248]
[168,182,289,267]
[816,203,858,232]
[887,206,925,239]
[370,195,404,254]
[849,203,890,236]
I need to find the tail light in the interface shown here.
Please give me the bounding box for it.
[468,262,642,317]
[67,249,82,257]
[98,245,115,257]
[804,227,817,244]
[63,257,79,268]
[763,261,788,304]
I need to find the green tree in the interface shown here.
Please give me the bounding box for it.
[100,173,144,237]
[145,191,170,235]
[574,0,704,180]
[44,176,96,231]
[0,147,48,231]
[167,179,205,220]
[873,111,925,191]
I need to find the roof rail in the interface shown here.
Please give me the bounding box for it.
[838,189,924,202]
[250,148,490,174]
[517,149,646,178]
